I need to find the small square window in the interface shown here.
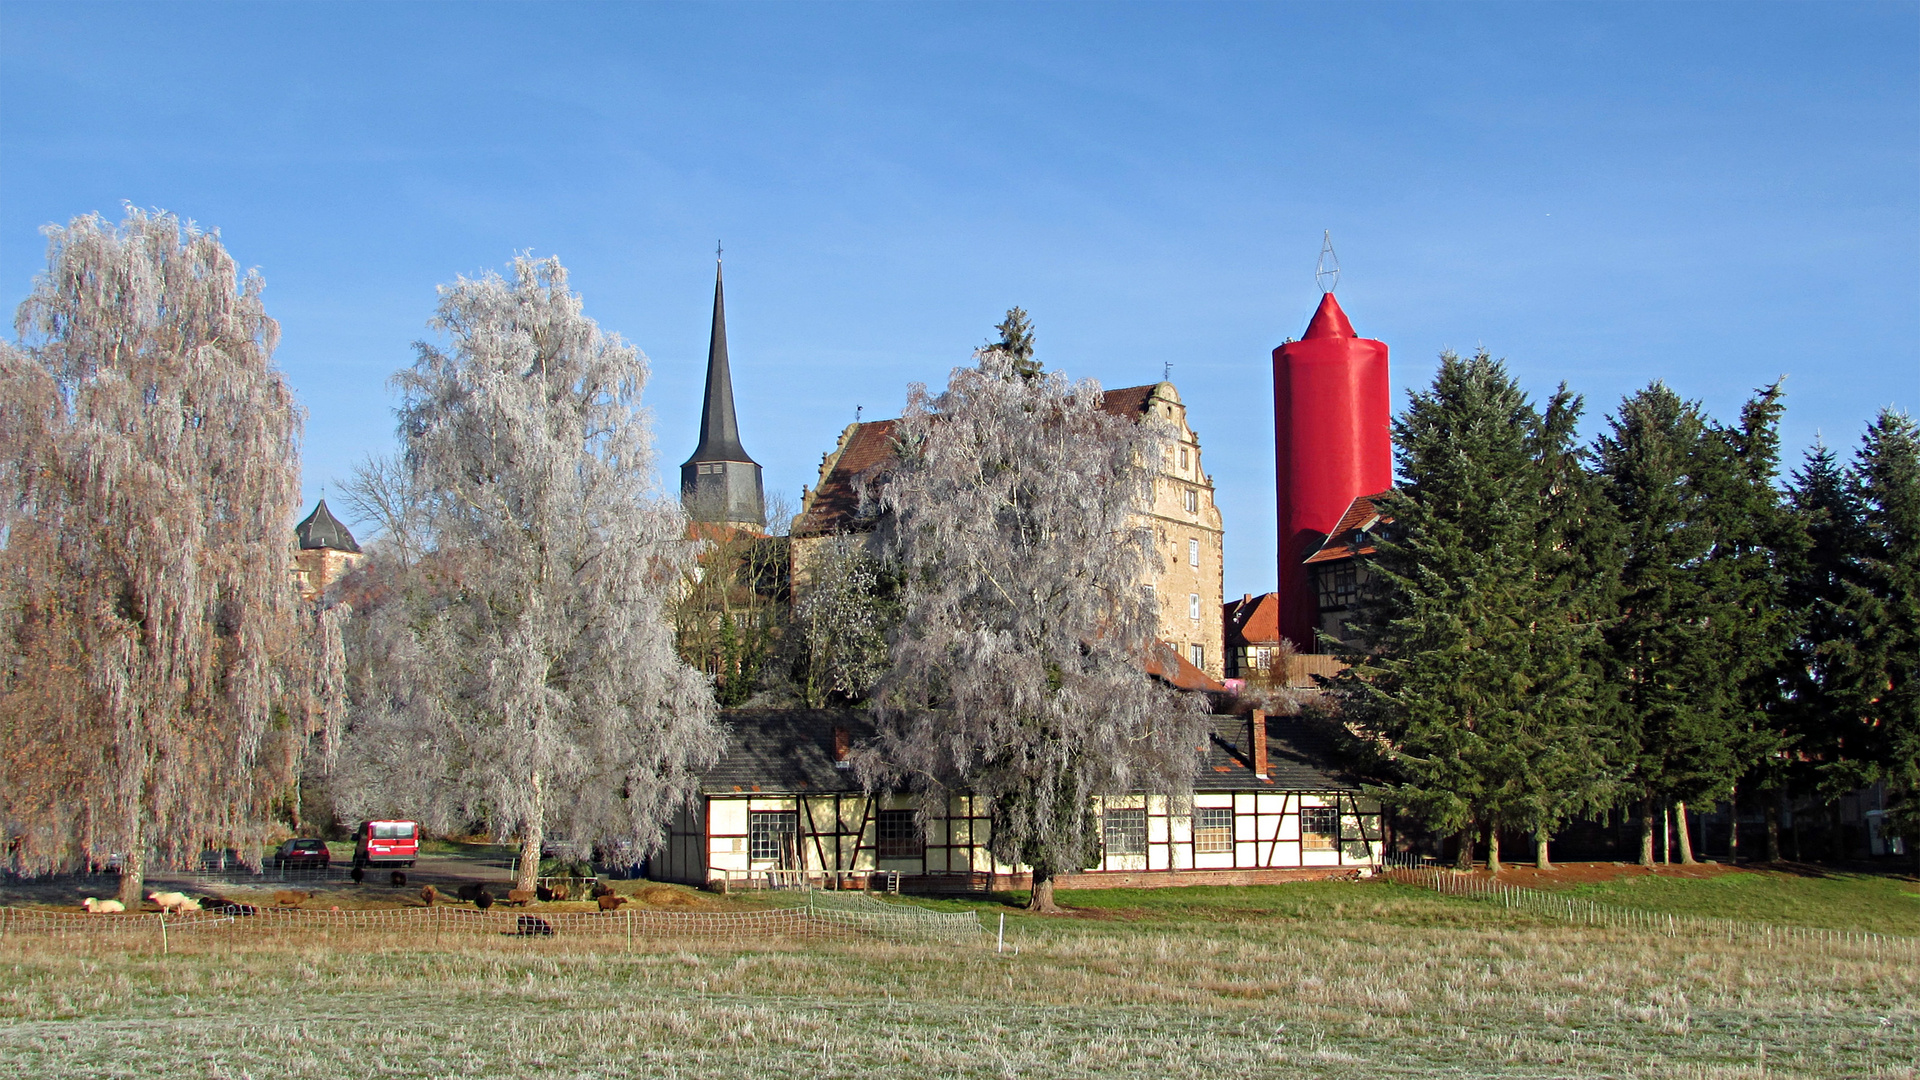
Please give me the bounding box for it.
[749,811,798,862]
[1300,806,1338,851]
[1104,808,1147,856]
[1188,593,1200,621]
[1184,489,1198,514]
[1255,647,1272,670]
[1189,643,1204,668]
[1188,538,1200,568]
[1178,447,1189,470]
[876,810,922,859]
[1194,808,1233,854]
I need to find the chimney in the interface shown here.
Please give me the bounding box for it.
[832,725,852,769]
[1250,709,1268,779]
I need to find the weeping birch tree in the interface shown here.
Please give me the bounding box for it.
[0,210,305,903]
[859,350,1208,912]
[352,255,720,892]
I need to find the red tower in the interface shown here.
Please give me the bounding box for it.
[1273,292,1392,652]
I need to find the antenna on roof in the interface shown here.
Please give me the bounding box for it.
[1316,231,1340,294]
[1162,361,1172,382]
[856,405,863,423]
[716,239,722,264]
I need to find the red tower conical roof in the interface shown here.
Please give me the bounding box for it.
[1302,291,1356,339]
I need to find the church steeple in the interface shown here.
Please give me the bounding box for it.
[681,254,765,529]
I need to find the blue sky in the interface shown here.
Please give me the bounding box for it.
[3,2,1915,598]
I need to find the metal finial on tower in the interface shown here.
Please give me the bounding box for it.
[716,240,723,263]
[1315,231,1340,294]
[1163,361,1172,382]
[856,405,863,423]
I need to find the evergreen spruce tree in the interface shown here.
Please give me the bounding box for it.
[1826,411,1920,866]
[1340,351,1613,872]
[983,307,1040,382]
[1596,382,1795,865]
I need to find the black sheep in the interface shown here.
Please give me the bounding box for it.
[474,887,494,911]
[390,870,407,888]
[512,914,554,936]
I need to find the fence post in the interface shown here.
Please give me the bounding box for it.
[159,911,168,957]
[626,908,633,952]
[997,912,1005,954]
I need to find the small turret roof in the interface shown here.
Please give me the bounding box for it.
[295,499,361,553]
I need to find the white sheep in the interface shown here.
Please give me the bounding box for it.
[146,890,200,914]
[81,897,125,914]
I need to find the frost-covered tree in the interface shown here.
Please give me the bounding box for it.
[859,351,1208,911]
[0,210,304,902]
[791,534,896,707]
[343,255,721,892]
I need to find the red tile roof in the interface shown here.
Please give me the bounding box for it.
[794,385,1169,537]
[792,419,899,537]
[1302,492,1392,565]
[1144,640,1229,693]
[1223,592,1282,647]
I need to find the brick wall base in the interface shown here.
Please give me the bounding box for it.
[900,865,1375,894]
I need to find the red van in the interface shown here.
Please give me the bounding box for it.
[352,820,419,869]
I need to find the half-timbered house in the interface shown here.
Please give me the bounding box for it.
[650,708,1384,891]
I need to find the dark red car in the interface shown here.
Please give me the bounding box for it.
[272,838,332,869]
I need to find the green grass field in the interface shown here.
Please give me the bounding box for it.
[1507,867,1920,935]
[2,877,1915,1079]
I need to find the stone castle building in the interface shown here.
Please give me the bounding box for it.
[790,380,1226,679]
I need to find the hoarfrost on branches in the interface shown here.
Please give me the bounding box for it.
[0,209,305,902]
[858,351,1208,911]
[339,255,721,891]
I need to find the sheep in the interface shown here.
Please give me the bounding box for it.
[349,866,365,883]
[420,884,438,906]
[591,882,615,899]
[506,888,536,906]
[596,893,628,912]
[389,870,407,888]
[474,888,494,911]
[81,897,125,914]
[511,914,554,936]
[147,891,200,914]
[273,890,312,907]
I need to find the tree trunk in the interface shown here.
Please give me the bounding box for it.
[1675,801,1696,864]
[1661,804,1672,865]
[1727,784,1739,864]
[115,819,146,907]
[1639,798,1656,867]
[1534,826,1551,871]
[1027,867,1059,913]
[1765,799,1782,862]
[1454,825,1475,871]
[1485,825,1501,875]
[515,771,545,894]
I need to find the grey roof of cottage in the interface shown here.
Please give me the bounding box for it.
[703,709,1360,796]
[294,499,361,553]
[703,710,875,794]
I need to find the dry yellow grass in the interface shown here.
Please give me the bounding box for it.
[0,883,1913,1078]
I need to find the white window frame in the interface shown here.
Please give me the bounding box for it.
[1193,807,1233,854]
[1104,808,1147,856]
[1184,489,1198,513]
[1188,593,1200,621]
[1189,643,1204,668]
[1188,538,1200,567]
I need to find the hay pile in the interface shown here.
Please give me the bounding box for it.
[634,884,709,909]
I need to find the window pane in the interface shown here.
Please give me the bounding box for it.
[876,810,923,859]
[1104,808,1147,856]
[1189,644,1204,668]
[749,811,798,862]
[1194,807,1233,854]
[1301,806,1338,850]
[1188,593,1200,620]
[1188,538,1200,567]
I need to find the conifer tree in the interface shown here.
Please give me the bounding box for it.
[1341,351,1613,871]
[1825,411,1920,866]
[983,307,1040,382]
[1595,382,1796,865]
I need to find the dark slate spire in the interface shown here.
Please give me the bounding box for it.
[295,499,361,553]
[681,256,766,528]
[686,262,754,466]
